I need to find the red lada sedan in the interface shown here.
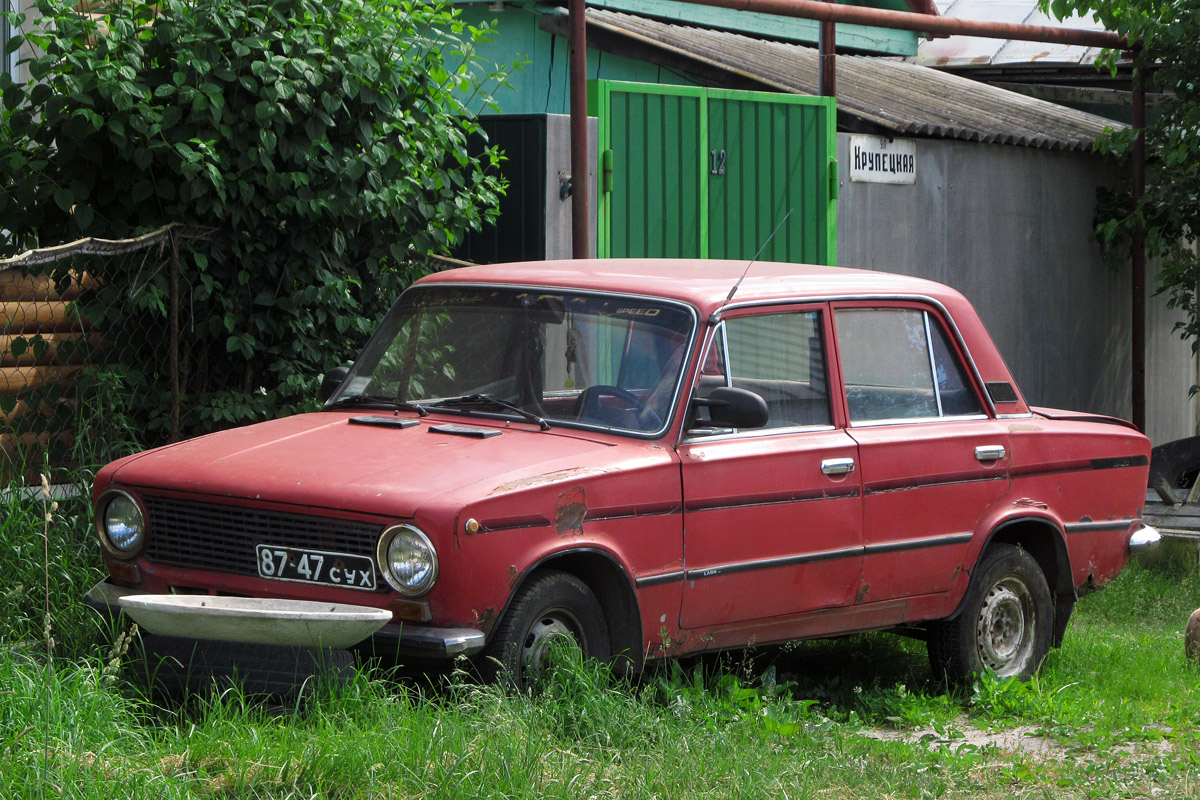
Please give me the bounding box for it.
[86,260,1159,688]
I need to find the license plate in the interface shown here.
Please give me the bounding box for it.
[255,545,377,591]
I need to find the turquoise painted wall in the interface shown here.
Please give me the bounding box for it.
[460,0,917,116]
[462,5,701,115]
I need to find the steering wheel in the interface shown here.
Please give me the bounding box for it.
[574,385,662,431]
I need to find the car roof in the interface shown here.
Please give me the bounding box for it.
[417,259,962,318]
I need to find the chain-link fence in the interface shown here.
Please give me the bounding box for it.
[0,224,217,485]
[1,227,469,487]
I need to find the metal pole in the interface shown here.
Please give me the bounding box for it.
[818,10,834,96]
[1131,62,1146,432]
[569,0,590,259]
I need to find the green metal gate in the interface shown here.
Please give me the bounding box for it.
[591,81,837,264]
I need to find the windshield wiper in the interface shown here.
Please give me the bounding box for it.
[432,394,551,431]
[325,394,429,416]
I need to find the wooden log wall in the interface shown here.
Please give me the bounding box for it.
[0,269,97,480]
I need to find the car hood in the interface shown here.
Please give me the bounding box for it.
[107,411,659,519]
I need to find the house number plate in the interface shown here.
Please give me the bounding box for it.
[709,149,727,176]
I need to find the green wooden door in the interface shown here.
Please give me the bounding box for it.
[592,82,837,264]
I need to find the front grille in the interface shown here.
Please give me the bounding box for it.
[142,495,386,590]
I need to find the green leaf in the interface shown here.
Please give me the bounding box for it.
[52,186,74,213]
[131,179,155,203]
[2,83,23,110]
[72,202,95,231]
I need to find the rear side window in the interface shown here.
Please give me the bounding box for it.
[697,311,831,430]
[835,308,983,424]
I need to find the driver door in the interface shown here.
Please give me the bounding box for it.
[678,307,863,628]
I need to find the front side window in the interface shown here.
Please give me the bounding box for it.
[329,286,695,435]
[835,307,983,424]
[695,310,831,430]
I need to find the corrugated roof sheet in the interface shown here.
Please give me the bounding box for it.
[917,0,1107,67]
[579,9,1123,150]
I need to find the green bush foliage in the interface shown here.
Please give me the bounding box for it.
[0,0,505,439]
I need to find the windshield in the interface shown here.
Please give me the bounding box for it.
[328,286,696,435]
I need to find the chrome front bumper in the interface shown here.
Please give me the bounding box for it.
[84,579,486,658]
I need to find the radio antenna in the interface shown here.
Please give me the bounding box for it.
[713,208,793,322]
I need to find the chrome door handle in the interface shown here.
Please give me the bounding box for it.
[821,457,856,476]
[975,445,1006,462]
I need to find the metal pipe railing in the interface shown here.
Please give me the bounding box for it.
[678,0,1125,49]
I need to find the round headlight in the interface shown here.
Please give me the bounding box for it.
[377,525,438,596]
[98,490,146,557]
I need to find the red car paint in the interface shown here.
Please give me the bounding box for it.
[90,260,1152,675]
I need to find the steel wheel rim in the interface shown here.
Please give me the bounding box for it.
[976,575,1036,676]
[520,607,585,674]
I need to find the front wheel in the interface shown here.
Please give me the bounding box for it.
[927,544,1053,683]
[481,570,610,688]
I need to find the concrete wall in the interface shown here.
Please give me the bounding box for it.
[543,114,598,260]
[836,135,1197,444]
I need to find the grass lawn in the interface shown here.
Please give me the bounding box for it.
[2,484,1198,798]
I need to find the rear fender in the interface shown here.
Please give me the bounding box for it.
[952,515,1074,646]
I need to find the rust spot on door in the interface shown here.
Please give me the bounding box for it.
[855,583,871,604]
[555,485,587,536]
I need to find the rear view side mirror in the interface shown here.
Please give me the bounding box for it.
[319,366,350,403]
[691,386,768,429]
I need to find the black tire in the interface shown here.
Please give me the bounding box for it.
[481,570,610,688]
[927,544,1053,683]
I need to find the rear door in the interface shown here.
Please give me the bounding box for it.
[832,304,1009,603]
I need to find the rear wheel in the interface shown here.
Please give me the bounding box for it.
[481,570,610,688]
[928,544,1053,683]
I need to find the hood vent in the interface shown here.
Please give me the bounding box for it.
[428,424,502,439]
[349,416,419,430]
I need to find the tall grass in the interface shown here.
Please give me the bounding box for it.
[0,471,106,653]
[0,365,143,651]
[1,560,1198,798]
